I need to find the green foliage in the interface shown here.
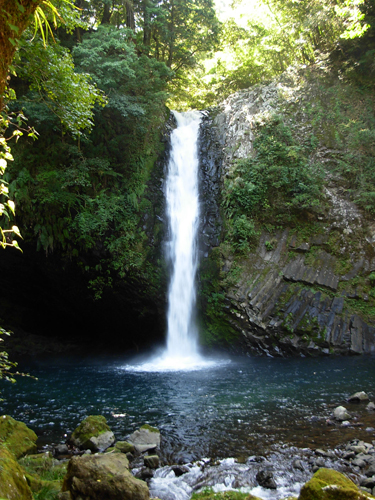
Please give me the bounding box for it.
[0,327,18,384]
[8,21,170,301]
[330,0,375,88]
[75,0,220,74]
[178,0,368,108]
[15,35,106,138]
[72,25,170,119]
[33,485,60,500]
[0,101,29,251]
[303,78,375,212]
[20,454,67,483]
[232,215,258,252]
[222,114,324,252]
[224,115,323,222]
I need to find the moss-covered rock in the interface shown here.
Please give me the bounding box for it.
[140,424,159,433]
[69,415,115,452]
[114,441,135,454]
[62,453,149,500]
[299,468,375,500]
[0,414,37,459]
[0,446,33,500]
[128,425,161,453]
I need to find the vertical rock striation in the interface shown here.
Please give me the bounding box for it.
[199,73,375,356]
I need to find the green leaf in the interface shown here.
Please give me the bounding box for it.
[7,23,19,33]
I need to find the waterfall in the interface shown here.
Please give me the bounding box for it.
[125,111,223,371]
[164,111,201,361]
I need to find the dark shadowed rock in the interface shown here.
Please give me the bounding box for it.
[144,455,159,469]
[256,470,277,489]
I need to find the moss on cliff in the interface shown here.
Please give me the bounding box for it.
[200,68,375,354]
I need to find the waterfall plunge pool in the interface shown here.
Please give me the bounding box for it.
[1,353,374,463]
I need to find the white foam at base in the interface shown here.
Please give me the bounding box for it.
[122,355,230,373]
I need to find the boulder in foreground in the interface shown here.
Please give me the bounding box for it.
[0,415,37,458]
[299,468,375,500]
[0,446,33,500]
[62,452,149,500]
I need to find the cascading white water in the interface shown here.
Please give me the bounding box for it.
[125,111,225,371]
[163,111,202,363]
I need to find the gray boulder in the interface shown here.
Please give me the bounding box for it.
[128,425,161,454]
[348,391,369,403]
[333,406,351,421]
[69,415,115,452]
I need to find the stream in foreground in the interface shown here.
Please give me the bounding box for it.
[1,353,374,464]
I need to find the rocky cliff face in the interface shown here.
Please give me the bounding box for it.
[200,70,375,356]
[198,111,223,256]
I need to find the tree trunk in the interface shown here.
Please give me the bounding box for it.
[143,0,151,48]
[101,0,112,24]
[167,0,175,68]
[124,0,135,30]
[0,0,42,110]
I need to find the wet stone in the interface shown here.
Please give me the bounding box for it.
[144,455,159,469]
[315,449,335,458]
[256,470,277,489]
[54,444,69,457]
[352,458,367,468]
[292,459,304,471]
[315,458,326,468]
[348,391,369,403]
[171,465,190,477]
[361,477,375,488]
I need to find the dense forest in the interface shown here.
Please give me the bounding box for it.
[0,0,374,356]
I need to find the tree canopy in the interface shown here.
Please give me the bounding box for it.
[0,0,373,292]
